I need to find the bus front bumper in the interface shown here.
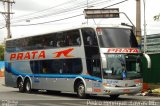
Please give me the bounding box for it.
[102,86,142,95]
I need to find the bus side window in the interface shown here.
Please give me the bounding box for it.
[86,58,101,78]
[56,32,65,47]
[86,59,93,75]
[72,30,81,46]
[30,60,42,74]
[48,33,57,48]
[81,28,98,46]
[64,30,81,46]
[76,37,81,45]
[92,59,101,77]
[64,31,72,46]
[61,59,82,74]
[33,59,82,74]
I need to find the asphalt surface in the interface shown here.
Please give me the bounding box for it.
[0,77,160,106]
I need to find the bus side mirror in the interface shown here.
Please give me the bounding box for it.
[143,53,151,69]
[101,53,107,69]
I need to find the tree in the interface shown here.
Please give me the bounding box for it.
[154,13,160,21]
[0,45,4,61]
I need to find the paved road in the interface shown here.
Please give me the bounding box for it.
[0,77,160,106]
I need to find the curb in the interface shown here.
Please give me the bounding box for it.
[148,93,160,97]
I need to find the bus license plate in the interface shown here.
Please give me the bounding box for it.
[123,89,130,93]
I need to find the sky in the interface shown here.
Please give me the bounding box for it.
[0,0,160,42]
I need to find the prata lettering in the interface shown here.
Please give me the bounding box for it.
[107,48,139,53]
[10,50,45,60]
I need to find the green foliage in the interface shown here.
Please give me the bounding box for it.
[0,45,4,61]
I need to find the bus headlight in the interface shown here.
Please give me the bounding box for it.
[103,83,110,87]
[134,79,142,86]
[136,83,142,86]
[102,83,115,87]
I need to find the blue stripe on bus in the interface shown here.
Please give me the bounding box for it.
[5,64,102,82]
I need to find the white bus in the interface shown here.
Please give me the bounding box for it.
[5,25,148,99]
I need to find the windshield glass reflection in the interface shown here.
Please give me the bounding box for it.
[103,54,142,80]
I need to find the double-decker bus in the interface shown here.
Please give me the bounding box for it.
[5,25,150,99]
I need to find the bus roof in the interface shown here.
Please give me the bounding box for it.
[6,24,132,41]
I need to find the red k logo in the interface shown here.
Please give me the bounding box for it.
[53,48,74,58]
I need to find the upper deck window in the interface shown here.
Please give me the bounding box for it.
[98,28,138,48]
[81,28,98,46]
[6,29,81,52]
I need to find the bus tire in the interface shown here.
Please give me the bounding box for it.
[32,89,39,92]
[24,79,32,93]
[17,79,24,93]
[109,94,119,99]
[77,82,86,99]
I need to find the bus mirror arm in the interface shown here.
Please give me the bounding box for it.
[101,53,107,69]
[143,53,151,69]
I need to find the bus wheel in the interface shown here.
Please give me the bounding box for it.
[24,79,32,93]
[109,94,119,99]
[17,80,24,92]
[77,82,86,99]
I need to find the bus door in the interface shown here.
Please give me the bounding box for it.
[91,56,102,94]
[30,60,42,89]
[81,28,102,94]
[30,60,50,89]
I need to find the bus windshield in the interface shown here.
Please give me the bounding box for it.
[103,54,142,80]
[98,28,138,48]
